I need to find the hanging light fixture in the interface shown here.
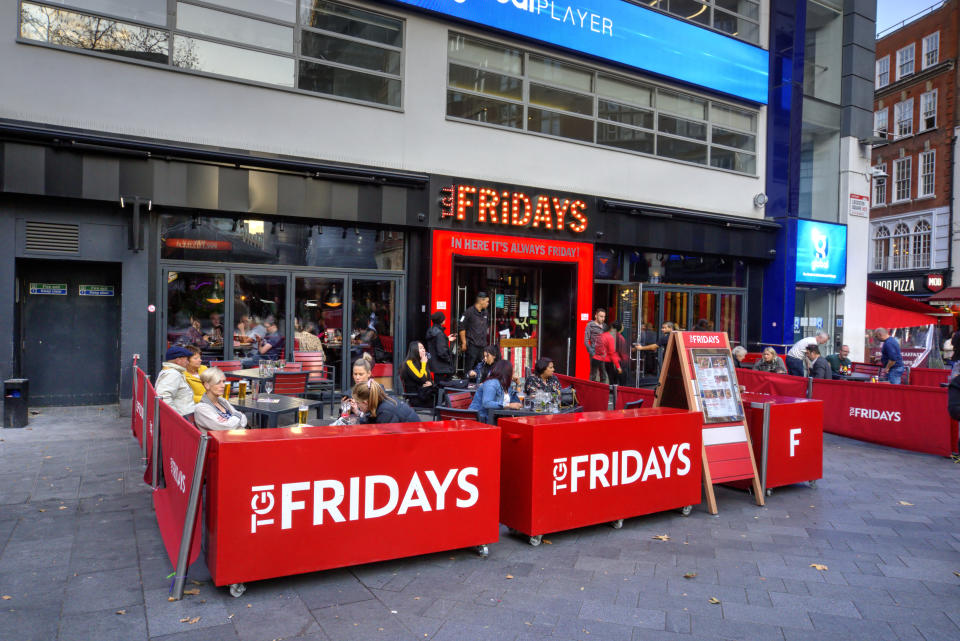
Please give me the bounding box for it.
[324,284,342,308]
[205,279,225,304]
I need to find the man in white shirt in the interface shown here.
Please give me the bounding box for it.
[786,331,829,377]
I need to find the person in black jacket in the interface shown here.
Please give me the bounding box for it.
[805,345,832,380]
[425,312,454,384]
[354,380,420,424]
[947,374,960,421]
[400,341,436,408]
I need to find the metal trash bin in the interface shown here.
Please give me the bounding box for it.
[4,378,29,428]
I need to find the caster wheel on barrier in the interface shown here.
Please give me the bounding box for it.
[476,544,489,558]
[229,583,246,598]
[610,519,623,529]
[808,480,817,488]
[529,534,542,547]
[765,488,773,497]
[680,505,693,517]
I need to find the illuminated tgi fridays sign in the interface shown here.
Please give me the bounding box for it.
[440,184,588,233]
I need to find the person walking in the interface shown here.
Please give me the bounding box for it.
[635,322,659,376]
[786,331,829,377]
[874,328,905,384]
[459,292,490,376]
[613,322,634,385]
[584,308,607,382]
[594,322,621,385]
[425,311,455,385]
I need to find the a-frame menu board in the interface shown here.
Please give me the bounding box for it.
[654,331,763,514]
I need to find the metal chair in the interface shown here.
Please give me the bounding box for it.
[271,372,308,396]
[294,351,336,418]
[434,406,482,422]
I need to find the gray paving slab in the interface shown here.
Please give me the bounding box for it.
[1,410,959,641]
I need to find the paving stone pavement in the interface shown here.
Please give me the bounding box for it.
[0,405,958,641]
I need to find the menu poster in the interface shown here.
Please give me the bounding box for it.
[689,349,744,424]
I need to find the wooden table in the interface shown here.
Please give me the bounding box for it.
[231,394,322,428]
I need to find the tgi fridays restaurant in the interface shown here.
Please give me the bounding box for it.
[425,175,779,380]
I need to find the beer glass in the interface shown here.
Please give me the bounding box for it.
[298,404,309,425]
[223,382,230,401]
[238,380,247,401]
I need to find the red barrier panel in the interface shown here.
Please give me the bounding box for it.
[742,393,823,491]
[154,402,205,570]
[614,386,656,409]
[810,378,958,456]
[556,374,610,411]
[499,409,702,537]
[142,380,157,485]
[132,367,145,444]
[908,367,949,388]
[204,420,501,587]
[736,369,809,397]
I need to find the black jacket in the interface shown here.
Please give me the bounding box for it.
[400,361,437,408]
[948,375,960,421]
[425,324,454,374]
[808,357,832,380]
[363,398,421,424]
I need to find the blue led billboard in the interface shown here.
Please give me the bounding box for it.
[795,219,847,287]
[389,0,769,104]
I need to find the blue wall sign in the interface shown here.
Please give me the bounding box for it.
[795,219,847,287]
[390,0,768,104]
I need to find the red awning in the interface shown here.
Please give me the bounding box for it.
[927,286,960,303]
[865,301,942,330]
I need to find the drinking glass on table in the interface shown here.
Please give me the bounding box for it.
[264,381,273,396]
[516,387,526,409]
[298,404,309,425]
[238,380,247,401]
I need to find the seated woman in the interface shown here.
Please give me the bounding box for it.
[194,368,248,431]
[468,345,500,382]
[732,346,748,368]
[333,355,374,425]
[400,341,436,408]
[183,345,208,403]
[353,379,420,424]
[468,360,522,423]
[524,357,561,397]
[753,347,788,374]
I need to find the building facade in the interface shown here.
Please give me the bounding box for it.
[870,1,956,301]
[0,0,873,408]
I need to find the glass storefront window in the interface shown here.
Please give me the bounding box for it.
[691,292,717,331]
[794,288,835,352]
[159,215,405,270]
[295,276,344,377]
[234,274,286,364]
[352,279,397,390]
[626,252,745,287]
[719,293,743,344]
[165,271,225,360]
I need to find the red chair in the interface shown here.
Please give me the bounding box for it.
[380,335,394,354]
[435,406,481,422]
[294,351,336,417]
[210,360,242,372]
[271,372,308,396]
[281,363,303,371]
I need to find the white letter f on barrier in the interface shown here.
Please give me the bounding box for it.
[789,428,801,457]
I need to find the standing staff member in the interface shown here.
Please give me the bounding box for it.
[584,308,607,382]
[785,331,829,377]
[874,328,905,384]
[459,292,490,375]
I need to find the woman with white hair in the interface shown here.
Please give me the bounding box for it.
[194,368,248,431]
[732,345,748,368]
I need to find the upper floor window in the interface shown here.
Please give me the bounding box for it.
[876,56,889,88]
[896,45,914,80]
[922,32,939,68]
[18,0,404,108]
[893,157,911,202]
[912,220,932,268]
[643,0,760,45]
[891,222,911,269]
[446,33,758,175]
[919,150,935,197]
[873,225,890,271]
[873,163,887,206]
[920,90,937,130]
[894,99,913,138]
[874,109,888,139]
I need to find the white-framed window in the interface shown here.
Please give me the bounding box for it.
[894,99,913,138]
[920,90,937,130]
[892,222,911,269]
[874,108,888,138]
[873,163,887,206]
[912,220,932,268]
[896,45,915,80]
[893,157,912,202]
[876,56,889,88]
[919,150,935,197]
[922,32,939,68]
[873,225,890,271]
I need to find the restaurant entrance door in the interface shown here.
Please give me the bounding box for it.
[453,262,576,376]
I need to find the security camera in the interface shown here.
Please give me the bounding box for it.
[868,166,888,178]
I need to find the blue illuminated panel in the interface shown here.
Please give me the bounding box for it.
[795,219,847,287]
[389,0,768,104]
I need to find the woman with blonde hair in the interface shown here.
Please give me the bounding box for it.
[352,379,420,424]
[753,347,787,374]
[194,368,248,431]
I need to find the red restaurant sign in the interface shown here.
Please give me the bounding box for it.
[440,184,588,233]
[165,238,233,251]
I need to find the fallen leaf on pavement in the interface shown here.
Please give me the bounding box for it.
[115,610,126,615]
[189,580,204,586]
[179,618,190,623]
[187,617,200,624]
[1,596,11,600]
[58,506,67,510]
[543,539,552,544]
[168,597,176,602]
[228,614,234,619]
[708,597,721,604]
[953,571,960,578]
[44,456,51,459]
[246,604,252,608]
[898,501,914,506]
[683,573,697,579]
[652,534,670,541]
[37,509,45,513]
[505,575,514,579]
[810,564,828,571]
[183,588,199,596]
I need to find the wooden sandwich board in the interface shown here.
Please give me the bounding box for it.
[654,331,763,514]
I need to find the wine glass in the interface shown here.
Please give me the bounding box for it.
[264,381,273,396]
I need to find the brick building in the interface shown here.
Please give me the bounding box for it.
[870,1,957,300]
